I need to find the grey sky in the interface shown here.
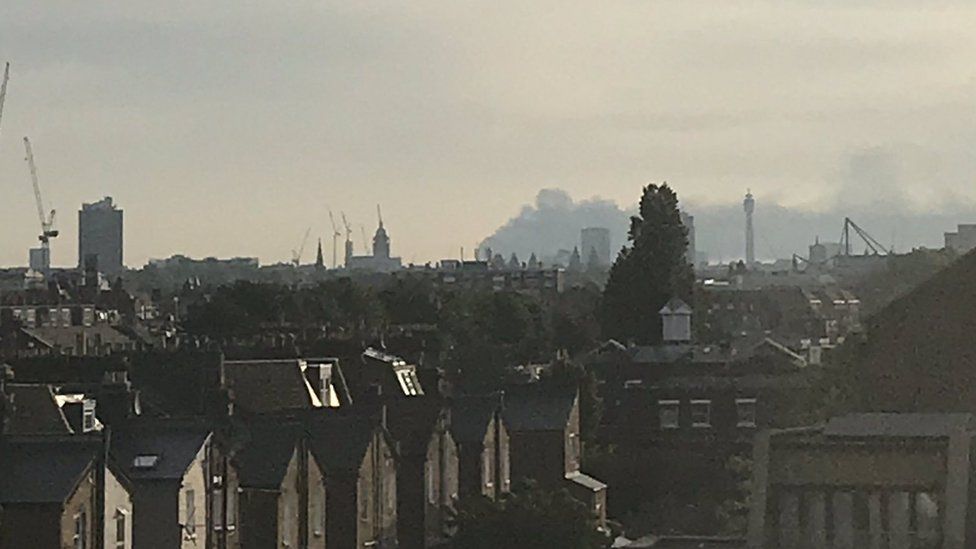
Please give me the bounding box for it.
[2,1,976,267]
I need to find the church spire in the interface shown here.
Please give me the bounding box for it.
[315,238,325,269]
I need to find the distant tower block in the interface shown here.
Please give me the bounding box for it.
[580,227,611,266]
[744,190,756,266]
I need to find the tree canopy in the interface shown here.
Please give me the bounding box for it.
[452,487,610,549]
[601,183,693,344]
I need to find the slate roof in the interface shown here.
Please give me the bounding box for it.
[111,421,211,481]
[659,297,692,315]
[308,412,379,474]
[614,536,744,548]
[224,359,320,413]
[22,324,134,350]
[451,395,500,446]
[4,384,72,435]
[850,250,976,412]
[234,420,302,490]
[823,413,975,438]
[0,437,99,504]
[503,385,577,433]
[384,398,445,456]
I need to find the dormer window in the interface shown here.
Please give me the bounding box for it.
[690,400,712,428]
[133,455,160,469]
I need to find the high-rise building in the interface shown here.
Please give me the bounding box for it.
[28,247,50,272]
[78,197,123,275]
[580,227,611,267]
[744,190,756,266]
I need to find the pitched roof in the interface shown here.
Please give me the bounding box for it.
[659,297,692,315]
[503,385,577,432]
[0,437,99,504]
[4,384,72,435]
[450,395,499,445]
[823,413,974,438]
[565,471,606,492]
[111,421,211,481]
[224,359,321,413]
[234,420,302,490]
[384,398,445,456]
[308,412,379,474]
[850,250,976,412]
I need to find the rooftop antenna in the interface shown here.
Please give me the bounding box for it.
[377,204,384,228]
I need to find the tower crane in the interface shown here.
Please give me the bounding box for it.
[328,210,341,269]
[839,217,889,256]
[23,137,58,263]
[291,227,311,267]
[341,212,353,268]
[0,63,10,140]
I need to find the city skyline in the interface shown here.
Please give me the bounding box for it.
[4,2,976,267]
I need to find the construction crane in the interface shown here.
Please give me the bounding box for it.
[360,225,369,254]
[291,227,311,267]
[341,212,353,267]
[23,137,58,255]
[840,217,889,256]
[0,63,10,140]
[328,210,341,269]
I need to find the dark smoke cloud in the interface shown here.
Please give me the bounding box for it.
[481,184,976,265]
[478,189,634,263]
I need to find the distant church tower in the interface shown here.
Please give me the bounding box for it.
[744,190,756,267]
[372,205,391,259]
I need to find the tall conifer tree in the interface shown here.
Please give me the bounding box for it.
[601,183,693,343]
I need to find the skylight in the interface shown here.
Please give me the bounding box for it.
[133,455,160,469]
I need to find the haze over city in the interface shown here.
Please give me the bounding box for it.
[3,1,976,267]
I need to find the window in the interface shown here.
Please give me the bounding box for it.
[483,450,493,488]
[385,457,396,515]
[226,487,237,531]
[569,432,581,467]
[427,461,437,504]
[658,400,680,429]
[74,508,87,549]
[212,488,224,531]
[358,476,369,521]
[184,489,196,540]
[132,455,159,469]
[690,400,711,428]
[311,483,325,537]
[82,400,97,432]
[61,308,72,327]
[115,510,126,549]
[736,398,758,428]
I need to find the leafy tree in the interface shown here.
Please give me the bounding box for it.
[452,486,610,549]
[378,276,439,325]
[601,183,693,344]
[436,290,551,391]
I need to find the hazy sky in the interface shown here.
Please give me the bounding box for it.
[2,1,976,267]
